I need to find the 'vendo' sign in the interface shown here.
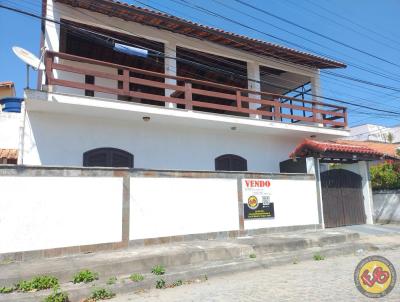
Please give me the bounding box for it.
[242,179,274,219]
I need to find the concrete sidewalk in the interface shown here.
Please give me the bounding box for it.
[0,227,396,302]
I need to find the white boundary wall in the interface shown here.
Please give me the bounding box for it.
[0,168,319,256]
[0,177,123,254]
[129,177,239,240]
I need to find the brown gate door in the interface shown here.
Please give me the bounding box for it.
[321,169,366,228]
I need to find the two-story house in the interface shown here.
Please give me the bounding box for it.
[22,0,349,171]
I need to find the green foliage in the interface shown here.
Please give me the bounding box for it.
[129,273,144,282]
[151,265,165,276]
[0,286,15,293]
[370,161,400,190]
[43,286,69,302]
[72,270,99,284]
[249,253,256,259]
[155,279,166,289]
[313,253,325,261]
[89,288,115,300]
[172,280,183,287]
[16,276,59,292]
[106,277,117,285]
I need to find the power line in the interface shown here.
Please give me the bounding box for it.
[233,0,400,71]
[210,0,400,84]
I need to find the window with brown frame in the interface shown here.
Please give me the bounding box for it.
[83,147,134,168]
[215,154,247,171]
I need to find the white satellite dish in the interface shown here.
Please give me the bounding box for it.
[12,46,45,89]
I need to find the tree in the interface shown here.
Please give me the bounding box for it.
[386,132,394,143]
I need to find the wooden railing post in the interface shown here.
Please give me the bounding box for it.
[122,69,130,96]
[45,53,54,85]
[185,82,193,110]
[343,108,348,128]
[236,90,242,109]
[274,99,281,121]
[312,103,317,122]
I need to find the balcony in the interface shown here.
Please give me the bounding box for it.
[44,51,347,129]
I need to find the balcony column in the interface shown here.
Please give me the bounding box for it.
[247,61,261,119]
[311,72,323,126]
[165,41,177,109]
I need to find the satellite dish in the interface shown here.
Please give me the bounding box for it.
[13,46,45,71]
[12,46,46,89]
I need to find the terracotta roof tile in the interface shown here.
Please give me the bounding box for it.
[0,149,18,162]
[290,139,384,159]
[336,140,400,159]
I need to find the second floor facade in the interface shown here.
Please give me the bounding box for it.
[38,0,349,133]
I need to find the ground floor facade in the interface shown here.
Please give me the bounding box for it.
[22,111,305,171]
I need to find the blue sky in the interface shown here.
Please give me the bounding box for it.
[1,0,400,127]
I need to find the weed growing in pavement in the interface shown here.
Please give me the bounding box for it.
[155,279,166,289]
[88,288,115,300]
[16,275,59,292]
[0,286,15,293]
[72,270,99,284]
[249,253,257,259]
[151,265,165,275]
[43,286,69,302]
[129,273,144,282]
[313,253,325,261]
[106,277,117,285]
[172,280,183,287]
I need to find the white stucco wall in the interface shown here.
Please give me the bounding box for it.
[0,112,21,149]
[243,178,319,230]
[0,177,123,254]
[129,177,239,239]
[22,111,299,172]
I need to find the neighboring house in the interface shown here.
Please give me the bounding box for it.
[0,81,20,164]
[22,0,349,170]
[0,81,15,99]
[346,123,400,143]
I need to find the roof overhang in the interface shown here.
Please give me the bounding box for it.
[290,139,386,163]
[54,0,346,69]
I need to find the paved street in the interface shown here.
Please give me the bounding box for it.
[112,249,400,302]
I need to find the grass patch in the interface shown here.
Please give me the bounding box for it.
[249,253,256,259]
[313,253,325,261]
[72,270,99,284]
[16,275,59,292]
[129,273,144,282]
[151,265,165,276]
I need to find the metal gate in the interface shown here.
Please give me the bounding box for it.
[321,169,366,228]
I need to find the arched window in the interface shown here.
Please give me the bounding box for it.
[215,154,247,171]
[83,148,134,168]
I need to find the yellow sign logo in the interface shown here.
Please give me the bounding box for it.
[354,255,396,298]
[247,196,258,210]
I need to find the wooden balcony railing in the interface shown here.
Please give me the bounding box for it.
[45,51,347,128]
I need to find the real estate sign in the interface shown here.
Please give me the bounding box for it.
[242,179,274,219]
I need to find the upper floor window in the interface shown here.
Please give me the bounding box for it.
[83,147,134,168]
[215,154,247,171]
